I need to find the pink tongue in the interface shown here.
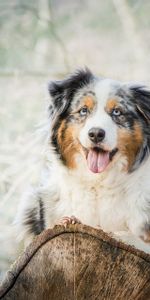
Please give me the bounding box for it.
[87,149,110,173]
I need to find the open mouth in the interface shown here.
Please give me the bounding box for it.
[86,147,118,173]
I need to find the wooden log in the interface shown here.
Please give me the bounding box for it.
[0,224,150,300]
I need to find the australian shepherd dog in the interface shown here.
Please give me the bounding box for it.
[16,69,150,252]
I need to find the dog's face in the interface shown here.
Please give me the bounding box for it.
[49,69,150,173]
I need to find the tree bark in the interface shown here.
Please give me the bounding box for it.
[0,224,150,300]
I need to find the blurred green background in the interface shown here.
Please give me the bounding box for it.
[0,0,150,280]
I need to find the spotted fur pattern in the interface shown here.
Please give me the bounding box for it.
[16,69,150,253]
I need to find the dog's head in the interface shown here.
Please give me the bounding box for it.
[48,69,150,173]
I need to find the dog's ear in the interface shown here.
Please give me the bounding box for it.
[48,68,94,117]
[48,79,69,117]
[130,86,150,124]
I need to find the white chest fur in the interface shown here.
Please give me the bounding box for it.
[58,179,130,232]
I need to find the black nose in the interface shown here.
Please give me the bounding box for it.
[88,127,105,143]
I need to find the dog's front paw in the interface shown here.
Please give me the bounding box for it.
[56,215,81,228]
[140,223,150,243]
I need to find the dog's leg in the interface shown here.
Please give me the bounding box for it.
[138,223,150,243]
[113,230,150,254]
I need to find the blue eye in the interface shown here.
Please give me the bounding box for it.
[79,107,88,116]
[112,108,122,116]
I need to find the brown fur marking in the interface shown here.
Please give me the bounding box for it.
[83,96,95,110]
[117,122,143,171]
[57,121,81,169]
[57,96,94,168]
[105,99,119,113]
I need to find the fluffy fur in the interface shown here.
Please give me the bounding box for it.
[16,69,150,253]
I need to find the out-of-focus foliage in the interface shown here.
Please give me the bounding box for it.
[0,0,150,79]
[0,0,150,280]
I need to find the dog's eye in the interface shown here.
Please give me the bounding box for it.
[79,106,88,116]
[112,108,122,116]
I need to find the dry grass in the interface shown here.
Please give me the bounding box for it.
[0,75,49,280]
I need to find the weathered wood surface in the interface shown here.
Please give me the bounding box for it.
[0,224,150,300]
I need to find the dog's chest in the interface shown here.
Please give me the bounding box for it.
[57,179,100,227]
[98,186,128,231]
[57,176,127,230]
